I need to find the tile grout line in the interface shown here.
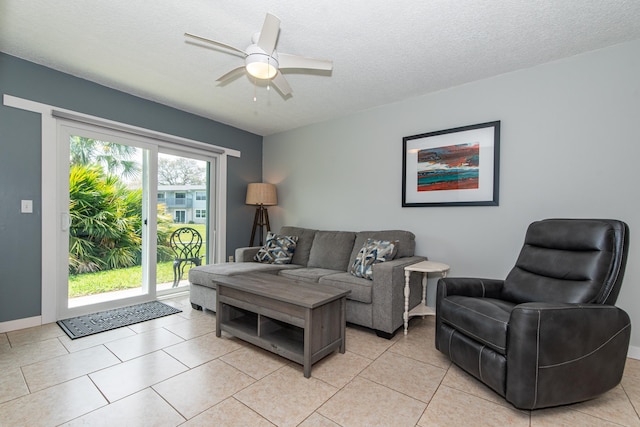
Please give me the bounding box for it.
[2,297,638,426]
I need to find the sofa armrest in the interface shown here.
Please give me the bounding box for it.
[369,256,427,335]
[234,246,261,262]
[506,302,631,409]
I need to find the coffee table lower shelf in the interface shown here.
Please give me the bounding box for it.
[220,308,307,366]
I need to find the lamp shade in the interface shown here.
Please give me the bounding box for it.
[246,183,277,206]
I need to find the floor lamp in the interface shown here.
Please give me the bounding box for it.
[246,183,277,246]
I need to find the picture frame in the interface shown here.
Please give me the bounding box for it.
[402,121,500,207]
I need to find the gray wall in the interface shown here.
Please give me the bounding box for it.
[264,39,640,349]
[0,53,262,323]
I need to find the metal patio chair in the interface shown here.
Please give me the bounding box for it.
[169,227,203,287]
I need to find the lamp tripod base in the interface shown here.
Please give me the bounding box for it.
[250,204,270,246]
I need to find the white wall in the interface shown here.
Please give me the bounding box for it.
[263,39,640,351]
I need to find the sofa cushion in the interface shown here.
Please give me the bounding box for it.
[349,230,415,267]
[279,226,318,266]
[254,232,298,264]
[439,296,516,355]
[319,272,373,303]
[189,262,300,287]
[307,230,356,271]
[279,267,341,283]
[350,238,398,280]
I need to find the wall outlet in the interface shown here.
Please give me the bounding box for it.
[228,256,234,263]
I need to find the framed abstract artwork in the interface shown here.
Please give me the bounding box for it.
[402,121,500,207]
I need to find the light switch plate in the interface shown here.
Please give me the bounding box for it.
[21,199,33,213]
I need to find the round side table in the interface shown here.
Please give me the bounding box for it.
[403,260,450,335]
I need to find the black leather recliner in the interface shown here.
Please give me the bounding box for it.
[435,218,630,410]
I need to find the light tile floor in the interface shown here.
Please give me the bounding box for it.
[1,294,639,426]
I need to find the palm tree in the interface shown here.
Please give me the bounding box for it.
[67,136,181,275]
[68,164,142,273]
[70,136,140,180]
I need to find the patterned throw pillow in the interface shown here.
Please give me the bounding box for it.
[254,232,299,264]
[350,238,398,280]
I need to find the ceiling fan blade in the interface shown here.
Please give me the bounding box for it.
[184,32,246,58]
[256,13,280,54]
[216,66,246,84]
[278,53,333,71]
[271,71,292,97]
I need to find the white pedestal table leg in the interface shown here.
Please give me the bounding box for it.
[404,270,411,335]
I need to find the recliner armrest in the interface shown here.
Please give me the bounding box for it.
[436,277,504,299]
[435,277,505,352]
[507,302,631,409]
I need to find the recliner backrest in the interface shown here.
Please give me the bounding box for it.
[502,219,629,305]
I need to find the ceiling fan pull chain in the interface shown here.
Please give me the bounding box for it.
[253,76,258,102]
[267,57,271,92]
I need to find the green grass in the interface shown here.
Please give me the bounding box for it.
[69,261,171,297]
[183,223,206,236]
[69,223,208,297]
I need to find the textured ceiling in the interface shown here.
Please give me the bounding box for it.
[2,1,640,136]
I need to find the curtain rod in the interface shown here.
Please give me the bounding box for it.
[51,109,240,158]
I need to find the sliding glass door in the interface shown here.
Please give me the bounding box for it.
[56,122,218,319]
[58,124,156,317]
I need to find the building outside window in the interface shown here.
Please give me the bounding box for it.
[157,184,207,224]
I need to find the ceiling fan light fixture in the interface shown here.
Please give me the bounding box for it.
[245,54,278,79]
[186,13,330,97]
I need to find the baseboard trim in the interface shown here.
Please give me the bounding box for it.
[0,316,42,333]
[628,345,640,360]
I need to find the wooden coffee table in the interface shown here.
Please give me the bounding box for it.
[214,272,350,378]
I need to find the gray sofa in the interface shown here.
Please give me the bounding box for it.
[189,226,426,337]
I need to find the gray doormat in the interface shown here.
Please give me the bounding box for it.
[57,301,182,339]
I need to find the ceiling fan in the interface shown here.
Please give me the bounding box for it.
[185,13,333,97]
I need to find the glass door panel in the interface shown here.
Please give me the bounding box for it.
[156,152,210,294]
[66,134,150,309]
